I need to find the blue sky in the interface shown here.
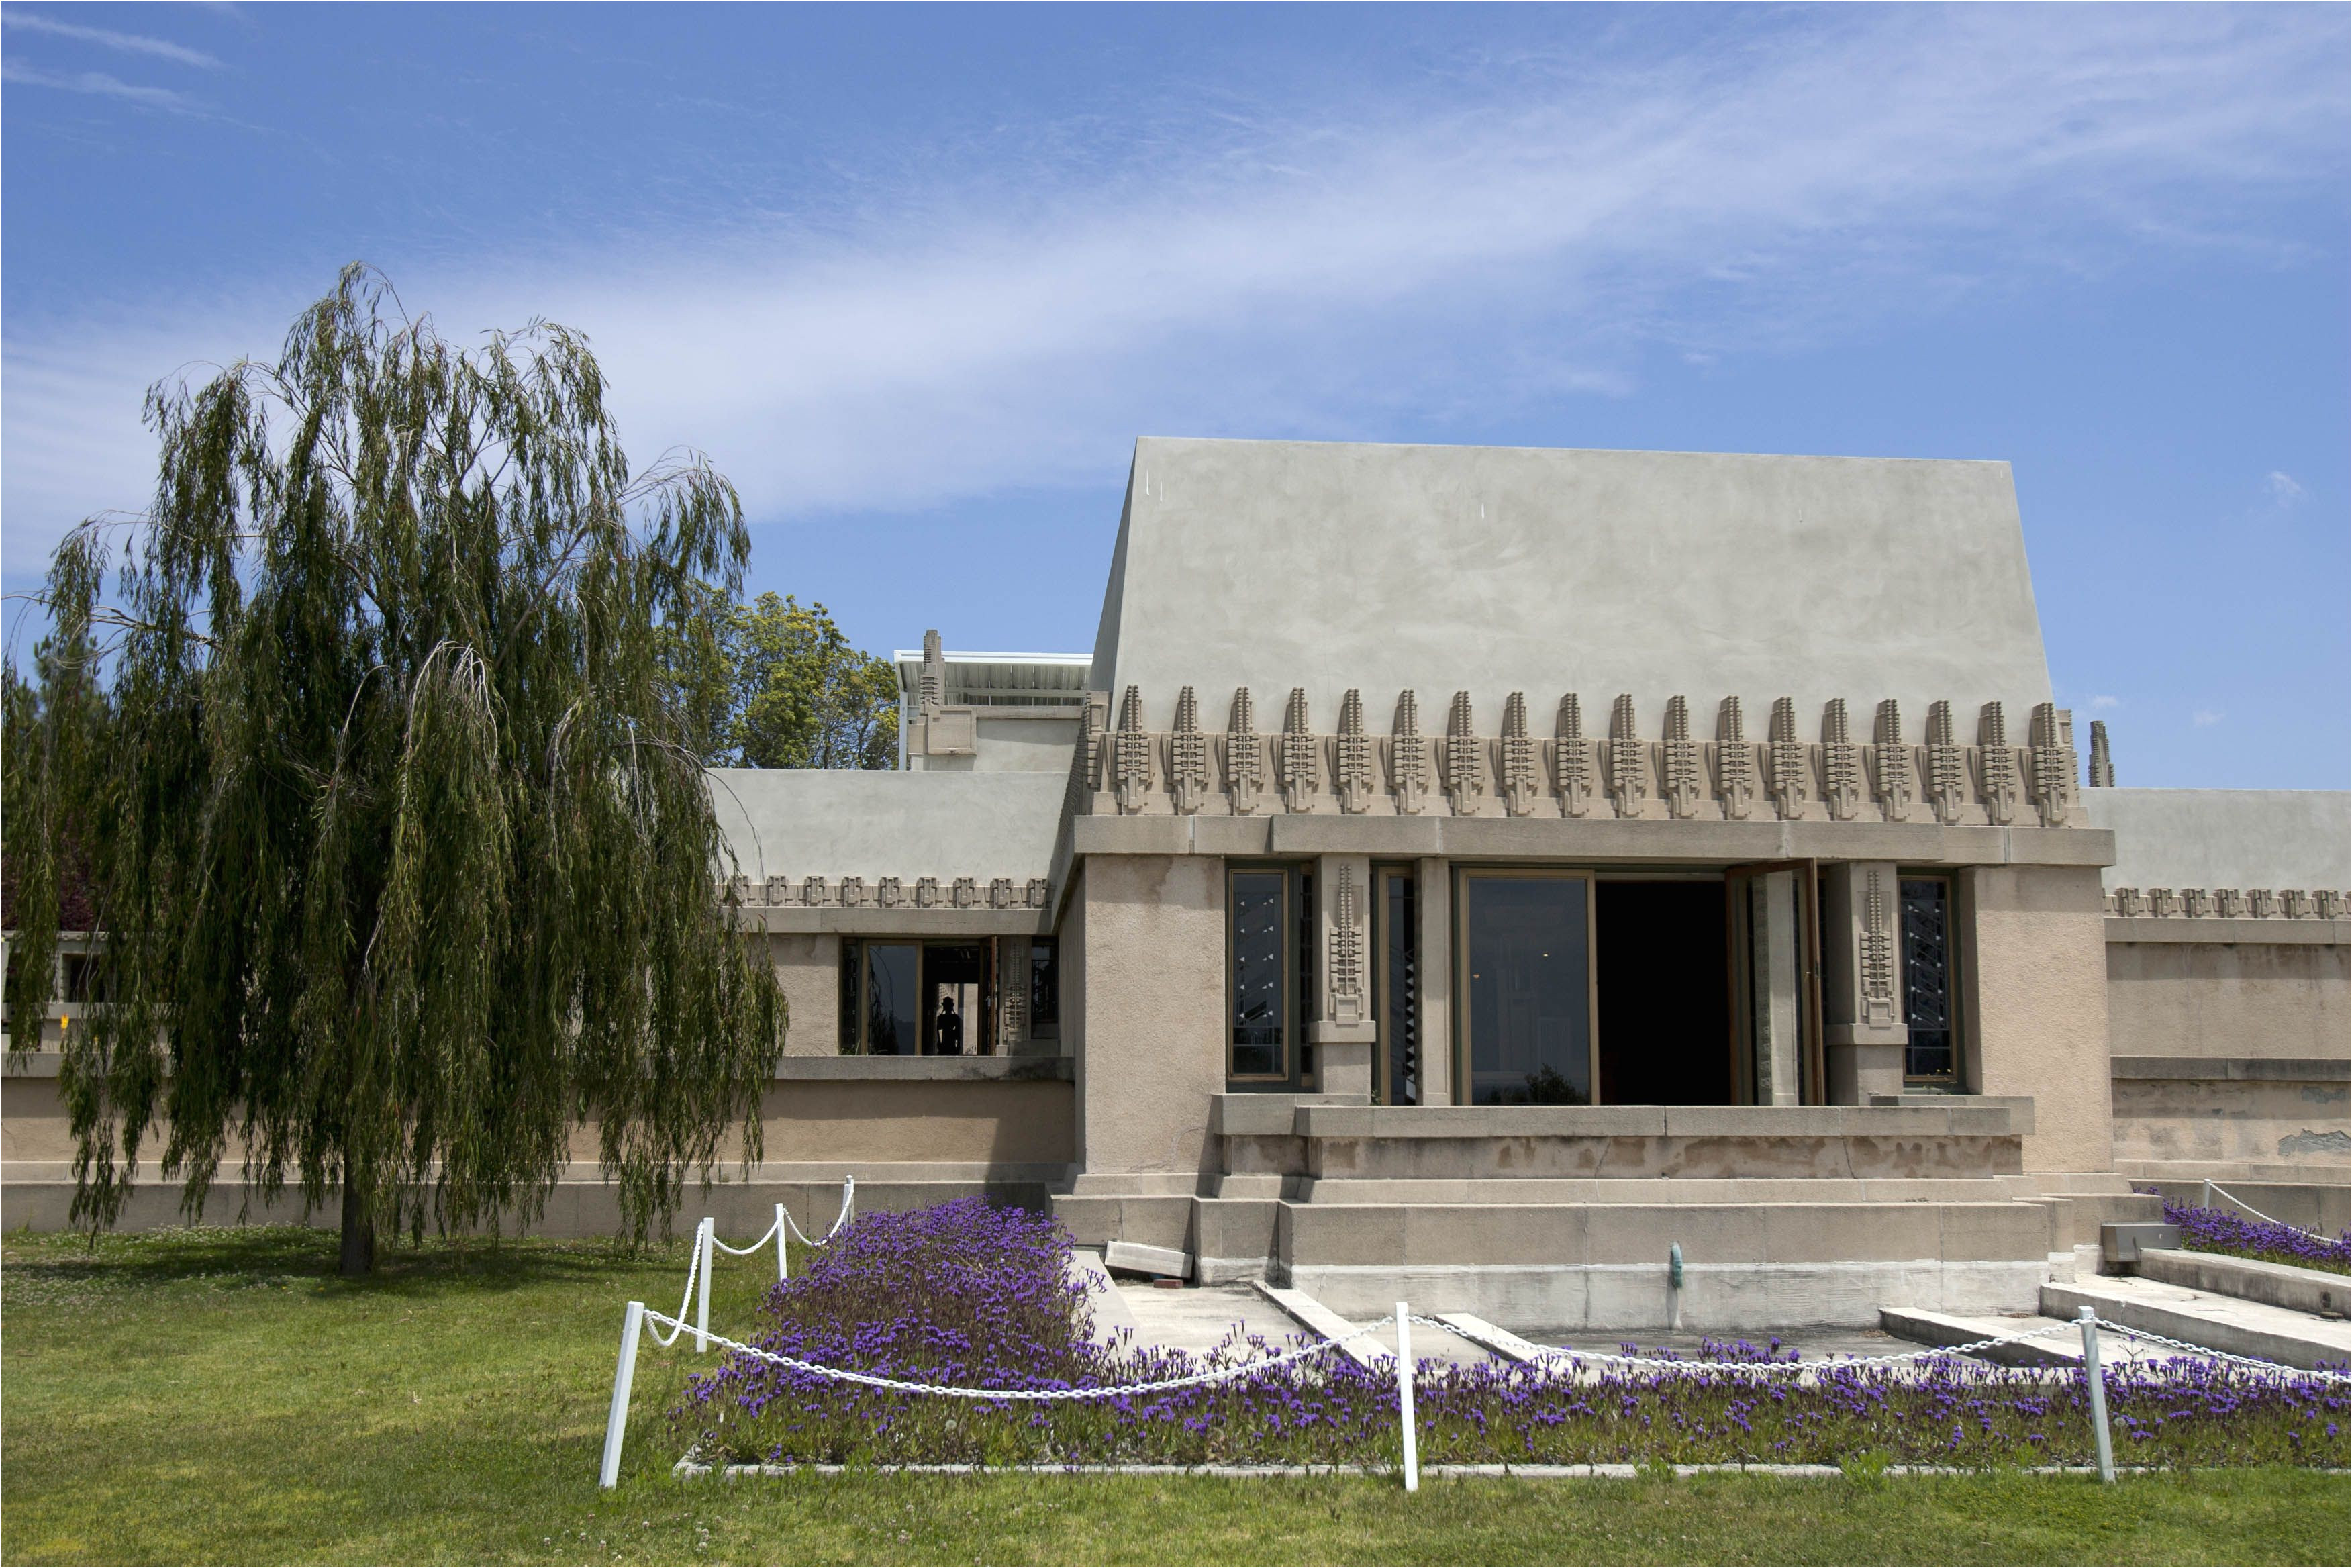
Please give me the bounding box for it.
[3,3,2345,787]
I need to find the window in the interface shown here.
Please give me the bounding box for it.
[1226,865,1311,1086]
[1457,871,1594,1105]
[839,939,1001,1056]
[1900,876,1959,1082]
[1376,867,1419,1105]
[1028,938,1059,1040]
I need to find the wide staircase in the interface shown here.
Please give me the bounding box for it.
[1056,1095,2164,1330]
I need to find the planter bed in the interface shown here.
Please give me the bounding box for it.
[669,1197,2351,1473]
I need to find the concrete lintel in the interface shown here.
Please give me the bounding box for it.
[748,906,1050,936]
[773,1056,1072,1083]
[2110,1055,2351,1083]
[2105,916,2349,946]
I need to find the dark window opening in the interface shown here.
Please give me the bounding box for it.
[1378,868,1419,1105]
[1900,877,1957,1080]
[1595,880,1730,1105]
[1461,872,1592,1106]
[1228,870,1289,1081]
[1028,938,1059,1038]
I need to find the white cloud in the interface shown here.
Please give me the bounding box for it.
[3,6,2344,579]
[0,59,201,111]
[2192,709,2226,727]
[2265,470,2307,505]
[0,9,220,68]
[2091,695,2121,711]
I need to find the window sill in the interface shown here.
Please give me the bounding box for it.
[785,1055,1071,1083]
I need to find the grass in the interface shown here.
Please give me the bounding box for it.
[3,1224,2347,1567]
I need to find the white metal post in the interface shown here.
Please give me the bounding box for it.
[775,1201,789,1282]
[2202,1178,2214,1213]
[694,1217,712,1353]
[842,1173,855,1229]
[2077,1306,2115,1483]
[1394,1302,1418,1494]
[599,1300,644,1489]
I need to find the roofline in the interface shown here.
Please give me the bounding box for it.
[889,650,1093,665]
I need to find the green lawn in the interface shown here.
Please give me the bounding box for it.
[3,1226,2345,1566]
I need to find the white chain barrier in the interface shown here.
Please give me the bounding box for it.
[597,1282,2350,1489]
[2199,1179,2337,1244]
[642,1177,858,1353]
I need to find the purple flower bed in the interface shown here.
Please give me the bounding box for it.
[2147,1191,2351,1276]
[671,1197,2349,1470]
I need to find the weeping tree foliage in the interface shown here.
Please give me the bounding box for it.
[3,265,785,1273]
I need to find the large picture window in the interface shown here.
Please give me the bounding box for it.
[838,939,998,1056]
[1456,870,1595,1105]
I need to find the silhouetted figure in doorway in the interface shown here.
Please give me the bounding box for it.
[935,995,963,1055]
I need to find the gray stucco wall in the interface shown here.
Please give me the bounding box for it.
[1091,438,2055,734]
[2082,789,2351,889]
[707,769,1065,881]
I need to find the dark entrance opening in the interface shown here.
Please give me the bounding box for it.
[1596,880,1731,1105]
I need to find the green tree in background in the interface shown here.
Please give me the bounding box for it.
[717,593,899,769]
[2,266,784,1274]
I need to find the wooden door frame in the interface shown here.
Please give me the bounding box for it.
[1723,860,1825,1106]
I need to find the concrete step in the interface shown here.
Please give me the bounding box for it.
[1436,1311,1553,1365]
[2137,1248,2351,1320]
[1877,1307,2083,1367]
[2040,1276,2352,1372]
[1251,1281,1389,1369]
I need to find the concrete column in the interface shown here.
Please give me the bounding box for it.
[1750,871,1802,1106]
[1416,857,1453,1106]
[1071,855,1226,1184]
[1820,863,1908,1104]
[1309,853,1375,1102]
[1964,864,2114,1173]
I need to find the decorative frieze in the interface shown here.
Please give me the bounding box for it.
[1553,694,1594,819]
[1821,699,1863,822]
[1279,689,1320,814]
[1661,695,1704,820]
[1606,693,1647,819]
[734,874,1054,914]
[1389,691,1429,816]
[2107,886,2347,922]
[1922,701,1969,826]
[1499,692,1542,817]
[1226,687,1265,815]
[1442,691,1485,816]
[1767,697,1809,821]
[1169,686,1211,816]
[1064,684,2100,829]
[1861,869,1898,1026]
[1715,697,1755,821]
[1334,689,1376,814]
[1113,685,1153,816]
[1328,861,1365,1026]
[1873,699,1913,822]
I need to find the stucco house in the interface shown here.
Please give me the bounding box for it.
[7,437,2346,1328]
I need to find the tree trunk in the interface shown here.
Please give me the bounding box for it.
[338,1173,375,1277]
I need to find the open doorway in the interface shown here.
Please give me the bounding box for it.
[1595,879,1731,1105]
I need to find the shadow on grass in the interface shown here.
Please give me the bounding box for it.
[1,1222,697,1305]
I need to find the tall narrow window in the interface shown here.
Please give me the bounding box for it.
[1028,938,1059,1041]
[1900,877,1957,1081]
[863,942,919,1055]
[1228,870,1289,1081]
[1377,868,1420,1105]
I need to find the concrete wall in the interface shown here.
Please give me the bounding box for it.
[2084,788,2351,891]
[2107,940,2350,1062]
[1072,854,1226,1180]
[1966,863,2112,1173]
[706,769,1063,883]
[1093,439,2054,734]
[771,933,840,1055]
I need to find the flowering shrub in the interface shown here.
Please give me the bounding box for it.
[672,1197,2349,1469]
[2147,1191,2352,1276]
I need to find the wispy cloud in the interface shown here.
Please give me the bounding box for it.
[1,9,220,68]
[2192,709,2226,728]
[4,6,2344,577]
[2091,695,2121,711]
[2265,470,2307,506]
[0,59,201,111]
